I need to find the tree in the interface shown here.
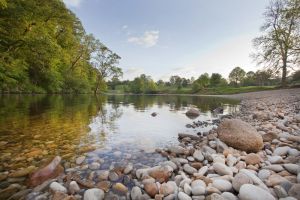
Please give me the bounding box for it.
[197,73,210,87]
[255,70,272,86]
[91,43,122,93]
[292,70,300,81]
[229,67,246,85]
[252,0,300,87]
[210,73,222,87]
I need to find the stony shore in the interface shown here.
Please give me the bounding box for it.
[1,88,300,200]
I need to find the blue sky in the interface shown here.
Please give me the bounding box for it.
[64,0,269,80]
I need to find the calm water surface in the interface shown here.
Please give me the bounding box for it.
[0,95,239,172]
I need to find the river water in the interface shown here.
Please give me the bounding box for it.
[0,94,239,179]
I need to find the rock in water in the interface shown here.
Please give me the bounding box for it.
[28,156,64,187]
[217,119,263,153]
[239,184,275,200]
[151,112,157,117]
[185,108,200,119]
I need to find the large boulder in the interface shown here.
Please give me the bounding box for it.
[217,119,263,153]
[28,156,64,187]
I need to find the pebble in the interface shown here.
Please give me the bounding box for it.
[232,172,253,191]
[239,184,276,200]
[131,186,142,200]
[183,164,197,174]
[89,162,100,170]
[49,182,67,193]
[76,156,85,165]
[178,191,192,200]
[212,179,232,192]
[69,181,80,194]
[83,188,104,200]
[193,150,204,161]
[213,163,233,176]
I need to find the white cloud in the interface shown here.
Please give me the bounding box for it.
[122,67,144,80]
[128,31,159,48]
[63,0,82,7]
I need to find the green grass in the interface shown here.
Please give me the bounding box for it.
[106,85,278,95]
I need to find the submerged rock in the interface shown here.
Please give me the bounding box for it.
[28,156,64,187]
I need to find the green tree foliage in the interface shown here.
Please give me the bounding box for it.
[210,73,222,87]
[229,67,246,85]
[0,0,121,93]
[292,70,300,82]
[129,74,157,94]
[252,0,300,86]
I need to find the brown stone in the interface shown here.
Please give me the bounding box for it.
[217,119,263,153]
[148,169,170,183]
[144,182,158,198]
[96,181,111,192]
[262,132,278,142]
[244,153,261,165]
[191,162,203,170]
[28,156,64,187]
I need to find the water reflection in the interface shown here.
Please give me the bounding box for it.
[0,94,239,173]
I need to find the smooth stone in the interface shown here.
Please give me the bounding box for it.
[217,119,263,153]
[232,172,253,192]
[144,182,158,198]
[49,182,67,193]
[258,169,271,181]
[8,166,36,178]
[288,149,299,157]
[69,181,80,194]
[273,146,290,156]
[159,181,176,196]
[267,174,288,186]
[183,164,197,175]
[283,164,300,175]
[192,185,206,195]
[168,145,186,154]
[239,184,275,200]
[264,165,284,172]
[83,188,104,200]
[191,180,206,188]
[274,185,288,198]
[178,191,192,200]
[268,156,283,164]
[131,186,142,200]
[186,108,200,118]
[124,163,133,174]
[207,193,224,200]
[89,162,100,170]
[240,169,269,191]
[112,183,128,195]
[198,166,208,176]
[108,171,119,181]
[221,192,238,200]
[213,163,233,176]
[193,150,204,161]
[245,153,261,165]
[212,179,232,192]
[183,183,192,195]
[76,156,85,165]
[288,184,300,199]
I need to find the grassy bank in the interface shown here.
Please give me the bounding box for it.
[107,85,277,95]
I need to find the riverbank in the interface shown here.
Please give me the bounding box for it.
[1,89,299,200]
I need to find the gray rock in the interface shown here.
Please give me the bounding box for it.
[239,184,275,200]
[198,166,208,176]
[221,192,238,200]
[258,169,271,181]
[240,169,269,191]
[288,184,300,200]
[89,162,100,170]
[193,150,204,161]
[212,179,232,192]
[69,181,80,195]
[274,185,288,198]
[213,163,233,176]
[84,188,104,200]
[131,186,142,200]
[124,163,133,174]
[178,191,192,200]
[264,164,284,172]
[283,164,300,175]
[183,183,192,195]
[273,146,290,156]
[49,182,67,193]
[232,172,253,191]
[191,185,205,195]
[183,164,197,175]
[268,156,283,164]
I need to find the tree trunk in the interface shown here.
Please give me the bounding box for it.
[281,62,287,87]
